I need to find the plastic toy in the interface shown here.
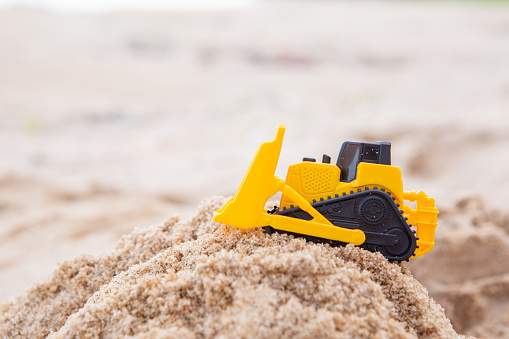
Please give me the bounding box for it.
[213,125,438,261]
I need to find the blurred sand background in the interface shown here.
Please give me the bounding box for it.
[1,0,509,337]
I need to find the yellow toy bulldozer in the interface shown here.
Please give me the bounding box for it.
[213,124,438,261]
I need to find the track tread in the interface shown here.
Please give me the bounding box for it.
[269,187,417,262]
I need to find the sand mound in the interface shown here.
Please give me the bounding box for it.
[1,197,460,338]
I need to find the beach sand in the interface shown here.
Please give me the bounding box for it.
[1,197,461,338]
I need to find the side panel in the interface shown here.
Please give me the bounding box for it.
[280,163,341,209]
[353,162,404,203]
[281,162,404,208]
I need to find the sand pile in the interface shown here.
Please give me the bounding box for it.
[1,197,460,338]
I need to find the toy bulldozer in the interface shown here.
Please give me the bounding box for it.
[214,125,438,261]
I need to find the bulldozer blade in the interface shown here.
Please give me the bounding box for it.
[213,124,286,229]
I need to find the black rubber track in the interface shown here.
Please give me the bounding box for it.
[265,188,417,262]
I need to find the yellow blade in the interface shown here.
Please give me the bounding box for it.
[213,124,286,229]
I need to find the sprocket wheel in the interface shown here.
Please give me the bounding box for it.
[358,196,388,225]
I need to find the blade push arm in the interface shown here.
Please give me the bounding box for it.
[264,178,365,245]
